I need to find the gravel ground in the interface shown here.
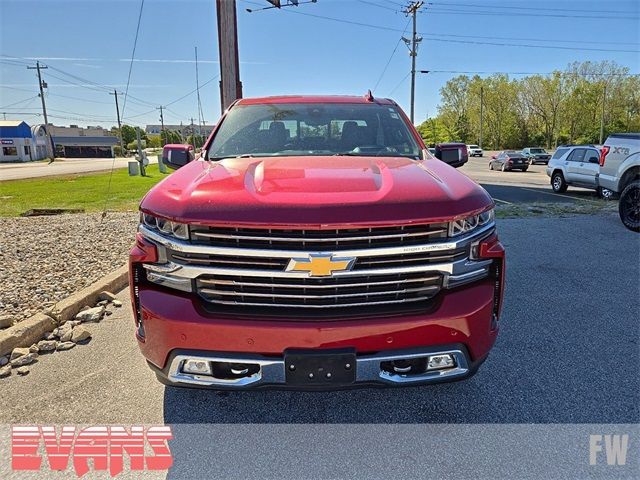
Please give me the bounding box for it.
[0,212,138,322]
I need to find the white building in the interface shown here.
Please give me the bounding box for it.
[0,120,49,163]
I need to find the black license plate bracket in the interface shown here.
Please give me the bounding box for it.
[285,350,356,386]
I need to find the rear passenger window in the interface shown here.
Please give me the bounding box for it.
[551,148,568,159]
[567,149,586,162]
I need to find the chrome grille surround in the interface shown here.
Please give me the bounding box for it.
[139,221,495,314]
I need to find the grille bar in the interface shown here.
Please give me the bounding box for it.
[192,229,447,242]
[199,275,440,289]
[200,285,440,300]
[200,296,435,309]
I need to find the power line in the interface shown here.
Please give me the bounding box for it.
[104,0,145,219]
[357,0,400,13]
[373,17,412,92]
[260,7,639,53]
[422,6,639,20]
[388,72,411,96]
[0,95,39,109]
[120,0,145,119]
[428,1,639,15]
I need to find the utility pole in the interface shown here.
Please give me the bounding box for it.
[27,61,54,161]
[216,0,243,113]
[403,1,423,124]
[110,90,125,156]
[599,83,606,145]
[479,86,484,149]
[157,106,165,146]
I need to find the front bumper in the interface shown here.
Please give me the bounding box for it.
[150,344,486,390]
[134,279,499,389]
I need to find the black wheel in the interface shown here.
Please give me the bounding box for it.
[551,172,567,192]
[489,162,494,170]
[618,180,640,232]
[522,168,528,172]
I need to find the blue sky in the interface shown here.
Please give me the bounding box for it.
[1,0,638,128]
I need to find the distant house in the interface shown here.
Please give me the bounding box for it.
[0,120,48,162]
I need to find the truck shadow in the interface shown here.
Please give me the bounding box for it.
[162,376,488,424]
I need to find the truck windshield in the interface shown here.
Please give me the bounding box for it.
[207,103,421,159]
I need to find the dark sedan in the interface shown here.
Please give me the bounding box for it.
[489,151,529,172]
[522,147,551,165]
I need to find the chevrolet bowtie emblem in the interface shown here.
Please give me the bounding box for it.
[286,253,356,277]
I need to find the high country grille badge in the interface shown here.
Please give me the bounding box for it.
[286,253,356,277]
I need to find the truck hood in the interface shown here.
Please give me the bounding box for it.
[142,156,493,226]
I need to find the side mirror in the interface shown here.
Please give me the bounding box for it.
[162,145,195,170]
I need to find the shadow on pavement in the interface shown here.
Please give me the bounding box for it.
[480,183,603,203]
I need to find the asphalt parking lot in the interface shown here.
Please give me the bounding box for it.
[1,213,637,426]
[1,213,637,479]
[460,154,597,205]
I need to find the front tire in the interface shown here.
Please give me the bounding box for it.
[551,172,567,192]
[489,162,494,170]
[619,180,640,232]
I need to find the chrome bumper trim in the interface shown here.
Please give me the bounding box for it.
[165,348,470,388]
[139,222,495,259]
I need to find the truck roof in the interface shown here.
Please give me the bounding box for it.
[235,95,397,106]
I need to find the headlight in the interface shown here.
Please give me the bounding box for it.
[449,208,494,237]
[140,212,190,240]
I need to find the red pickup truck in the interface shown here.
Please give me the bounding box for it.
[129,94,505,390]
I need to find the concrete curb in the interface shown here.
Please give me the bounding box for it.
[0,264,129,357]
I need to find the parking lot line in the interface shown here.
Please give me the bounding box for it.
[520,187,580,202]
[493,198,513,205]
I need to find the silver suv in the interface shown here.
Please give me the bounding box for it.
[598,133,640,231]
[546,145,611,198]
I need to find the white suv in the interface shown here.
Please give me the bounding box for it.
[546,145,612,198]
[467,144,483,157]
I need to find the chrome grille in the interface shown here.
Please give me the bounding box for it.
[189,223,448,250]
[168,247,466,271]
[196,272,442,309]
[139,222,495,317]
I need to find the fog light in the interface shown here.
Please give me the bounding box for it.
[182,359,212,376]
[427,354,455,371]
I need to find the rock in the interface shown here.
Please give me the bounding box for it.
[56,342,75,351]
[0,365,11,378]
[60,329,73,342]
[80,305,91,312]
[10,352,37,367]
[75,306,105,323]
[98,291,117,302]
[10,347,30,361]
[29,344,40,354]
[0,315,13,328]
[37,340,57,352]
[112,300,123,308]
[105,310,113,316]
[0,356,8,367]
[71,326,92,343]
[44,332,56,341]
[97,300,108,307]
[16,366,29,376]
